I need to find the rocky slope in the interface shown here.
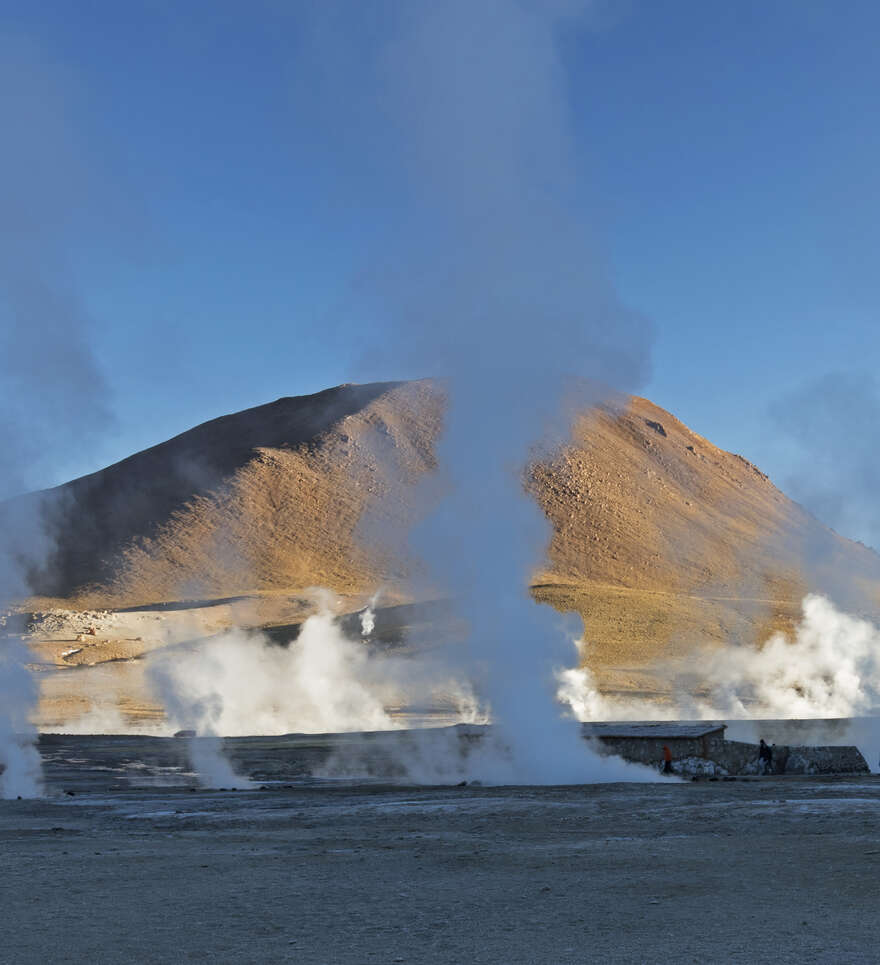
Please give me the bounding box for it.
[530,397,880,694]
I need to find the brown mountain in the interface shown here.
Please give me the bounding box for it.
[10,379,880,699]
[529,398,880,695]
[12,380,439,606]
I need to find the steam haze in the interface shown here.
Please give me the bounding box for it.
[771,372,880,552]
[0,37,112,795]
[300,1,652,781]
[0,37,112,499]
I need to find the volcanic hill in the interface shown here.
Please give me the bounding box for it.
[9,379,880,700]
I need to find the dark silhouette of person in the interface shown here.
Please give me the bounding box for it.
[759,738,773,774]
[662,744,673,774]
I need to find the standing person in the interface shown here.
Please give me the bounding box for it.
[758,739,773,774]
[662,744,673,774]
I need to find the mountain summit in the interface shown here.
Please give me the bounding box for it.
[8,379,879,697]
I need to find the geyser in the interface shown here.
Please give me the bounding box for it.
[143,593,482,783]
[295,0,655,781]
[0,638,42,798]
[0,38,116,797]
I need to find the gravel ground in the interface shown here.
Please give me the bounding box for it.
[2,742,880,964]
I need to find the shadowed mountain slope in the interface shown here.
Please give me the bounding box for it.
[9,380,880,691]
[11,381,440,603]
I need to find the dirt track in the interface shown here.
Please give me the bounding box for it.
[4,745,880,964]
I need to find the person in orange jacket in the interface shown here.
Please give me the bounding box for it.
[662,744,673,774]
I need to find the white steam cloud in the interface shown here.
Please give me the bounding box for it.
[0,638,43,798]
[697,595,880,720]
[360,594,378,638]
[296,0,655,783]
[143,595,484,784]
[141,596,655,785]
[67,591,880,780]
[148,609,395,737]
[559,593,880,766]
[0,37,117,796]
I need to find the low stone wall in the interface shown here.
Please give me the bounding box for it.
[596,735,869,776]
[773,744,869,775]
[593,736,714,767]
[704,738,757,775]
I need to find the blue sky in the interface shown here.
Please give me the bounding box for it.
[2,1,879,542]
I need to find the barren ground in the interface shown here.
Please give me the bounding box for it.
[4,738,880,964]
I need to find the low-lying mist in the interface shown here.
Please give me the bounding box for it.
[43,591,658,785]
[51,588,880,782]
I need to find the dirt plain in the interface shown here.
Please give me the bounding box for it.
[3,736,880,965]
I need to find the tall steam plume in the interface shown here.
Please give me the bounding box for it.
[0,37,112,796]
[302,2,653,780]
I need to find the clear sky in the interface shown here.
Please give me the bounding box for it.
[2,1,879,543]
